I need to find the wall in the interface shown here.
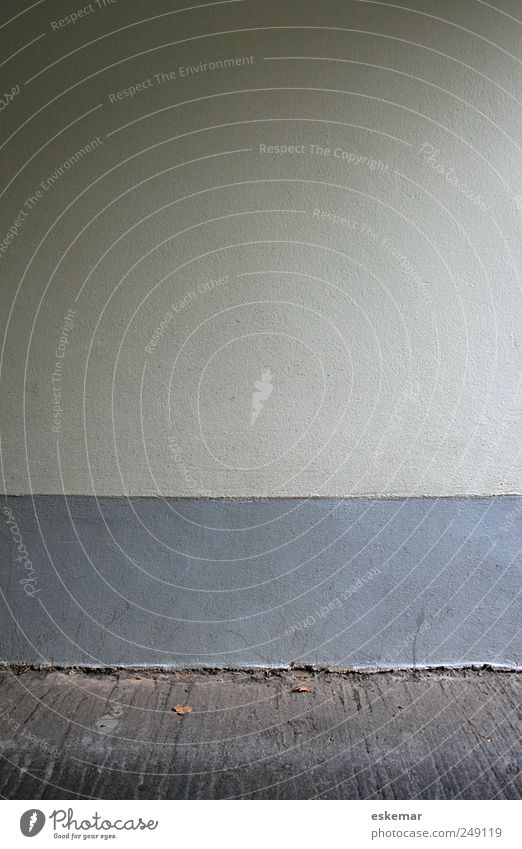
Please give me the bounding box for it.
[1,0,520,667]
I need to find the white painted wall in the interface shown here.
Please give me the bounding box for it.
[1,0,521,497]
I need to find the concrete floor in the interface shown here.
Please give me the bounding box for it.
[0,668,520,799]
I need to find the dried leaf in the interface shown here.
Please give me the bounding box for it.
[292,685,311,693]
[172,704,192,715]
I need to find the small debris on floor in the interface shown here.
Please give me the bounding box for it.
[172,704,192,715]
[1,668,519,799]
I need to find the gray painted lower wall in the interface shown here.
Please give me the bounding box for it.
[1,496,521,669]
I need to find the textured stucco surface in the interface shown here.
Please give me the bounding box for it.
[0,0,521,498]
[1,496,520,668]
